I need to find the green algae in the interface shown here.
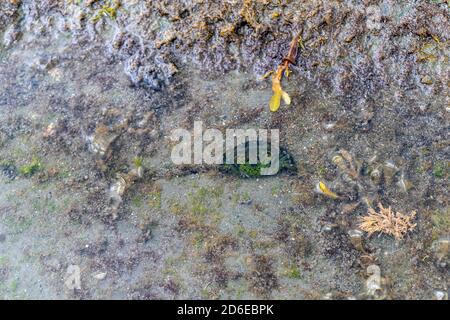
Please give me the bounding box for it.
[19,156,41,177]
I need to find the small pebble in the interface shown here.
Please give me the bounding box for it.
[421,75,433,85]
[434,290,448,300]
[94,272,107,280]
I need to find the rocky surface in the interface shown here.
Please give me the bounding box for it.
[0,0,448,299]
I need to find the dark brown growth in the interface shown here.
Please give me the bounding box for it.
[283,33,302,65]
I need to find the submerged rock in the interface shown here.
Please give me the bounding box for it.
[365,264,385,299]
[432,237,450,268]
[89,124,120,158]
[93,272,107,280]
[433,290,448,301]
[108,162,144,219]
[348,229,365,252]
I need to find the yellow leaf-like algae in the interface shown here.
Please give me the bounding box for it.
[92,0,121,23]
[269,67,286,112]
[269,90,281,112]
[281,90,291,105]
[267,32,302,112]
[260,70,274,80]
[317,181,341,200]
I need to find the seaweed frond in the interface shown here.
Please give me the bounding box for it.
[267,33,302,112]
[133,156,143,168]
[92,0,121,23]
[317,181,341,200]
[19,156,41,177]
[359,203,417,240]
[269,62,291,112]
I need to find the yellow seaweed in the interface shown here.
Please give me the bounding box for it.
[260,70,274,80]
[92,0,121,23]
[318,181,340,199]
[269,91,281,112]
[269,63,291,112]
[267,32,302,112]
[284,67,291,77]
[281,90,291,105]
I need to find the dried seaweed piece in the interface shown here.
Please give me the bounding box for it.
[359,203,417,240]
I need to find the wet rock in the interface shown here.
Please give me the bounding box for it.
[348,229,365,252]
[93,272,107,280]
[433,290,448,301]
[3,24,22,47]
[341,202,360,215]
[322,292,333,300]
[88,123,120,159]
[0,1,20,32]
[354,99,374,132]
[42,256,61,272]
[370,167,381,185]
[321,223,338,233]
[43,122,58,139]
[396,173,412,193]
[383,161,399,185]
[365,264,385,299]
[359,254,375,268]
[155,30,177,49]
[0,0,449,300]
[332,150,359,181]
[159,60,178,79]
[247,255,278,298]
[123,51,167,91]
[32,55,59,71]
[421,75,433,85]
[432,237,449,268]
[0,161,17,180]
[108,163,144,219]
[64,265,81,290]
